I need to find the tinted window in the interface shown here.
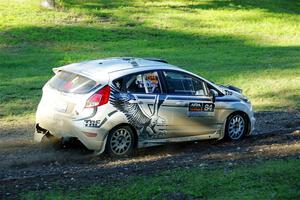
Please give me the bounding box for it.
[113,78,124,90]
[114,71,161,94]
[49,71,97,94]
[163,71,206,96]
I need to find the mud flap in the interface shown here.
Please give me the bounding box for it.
[93,135,108,156]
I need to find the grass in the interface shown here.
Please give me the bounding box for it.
[23,158,300,199]
[0,0,299,119]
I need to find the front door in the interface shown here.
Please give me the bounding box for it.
[160,70,218,137]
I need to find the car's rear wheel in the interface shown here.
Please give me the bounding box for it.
[107,125,135,157]
[225,113,247,140]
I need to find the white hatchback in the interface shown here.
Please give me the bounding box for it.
[35,57,255,157]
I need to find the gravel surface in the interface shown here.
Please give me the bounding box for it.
[0,110,299,198]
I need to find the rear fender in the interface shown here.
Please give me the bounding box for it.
[94,110,129,152]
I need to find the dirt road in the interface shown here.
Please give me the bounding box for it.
[0,110,299,198]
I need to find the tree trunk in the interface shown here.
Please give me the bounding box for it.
[41,0,55,9]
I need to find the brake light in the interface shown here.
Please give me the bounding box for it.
[85,85,110,108]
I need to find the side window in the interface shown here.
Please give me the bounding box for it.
[113,78,124,90]
[163,71,206,96]
[113,71,161,94]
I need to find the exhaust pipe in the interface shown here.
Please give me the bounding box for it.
[35,124,60,144]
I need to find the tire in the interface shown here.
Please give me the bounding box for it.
[106,125,135,157]
[225,113,248,140]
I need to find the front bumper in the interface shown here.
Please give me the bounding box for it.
[249,115,256,135]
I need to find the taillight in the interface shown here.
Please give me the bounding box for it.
[85,85,110,108]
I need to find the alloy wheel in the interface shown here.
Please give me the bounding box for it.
[109,128,132,155]
[228,115,245,140]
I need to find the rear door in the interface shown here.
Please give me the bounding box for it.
[159,70,218,137]
[112,70,169,139]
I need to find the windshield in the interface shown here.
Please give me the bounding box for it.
[49,71,97,94]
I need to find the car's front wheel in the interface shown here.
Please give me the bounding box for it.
[106,125,135,157]
[225,113,248,140]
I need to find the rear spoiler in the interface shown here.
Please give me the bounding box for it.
[52,67,59,74]
[52,68,99,82]
[143,57,168,63]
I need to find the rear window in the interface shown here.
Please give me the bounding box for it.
[49,71,97,94]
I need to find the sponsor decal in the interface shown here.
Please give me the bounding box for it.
[84,120,101,128]
[189,102,214,112]
[225,90,233,95]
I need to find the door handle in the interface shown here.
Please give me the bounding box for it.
[129,99,142,104]
[129,99,138,104]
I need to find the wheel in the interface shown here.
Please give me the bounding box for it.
[225,113,247,140]
[106,126,135,157]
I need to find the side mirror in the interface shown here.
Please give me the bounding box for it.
[209,89,218,103]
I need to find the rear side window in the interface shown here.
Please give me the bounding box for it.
[163,71,207,96]
[113,71,161,94]
[49,71,97,94]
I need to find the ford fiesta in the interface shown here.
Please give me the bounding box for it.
[35,57,255,157]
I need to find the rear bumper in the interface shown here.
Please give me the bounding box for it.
[35,113,106,151]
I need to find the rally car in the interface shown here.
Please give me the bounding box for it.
[35,57,255,157]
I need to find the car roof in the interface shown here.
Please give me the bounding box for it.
[53,57,179,81]
[53,57,224,94]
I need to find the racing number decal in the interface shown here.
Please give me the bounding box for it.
[189,102,215,112]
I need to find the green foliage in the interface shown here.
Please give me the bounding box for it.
[23,158,300,199]
[0,0,299,118]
